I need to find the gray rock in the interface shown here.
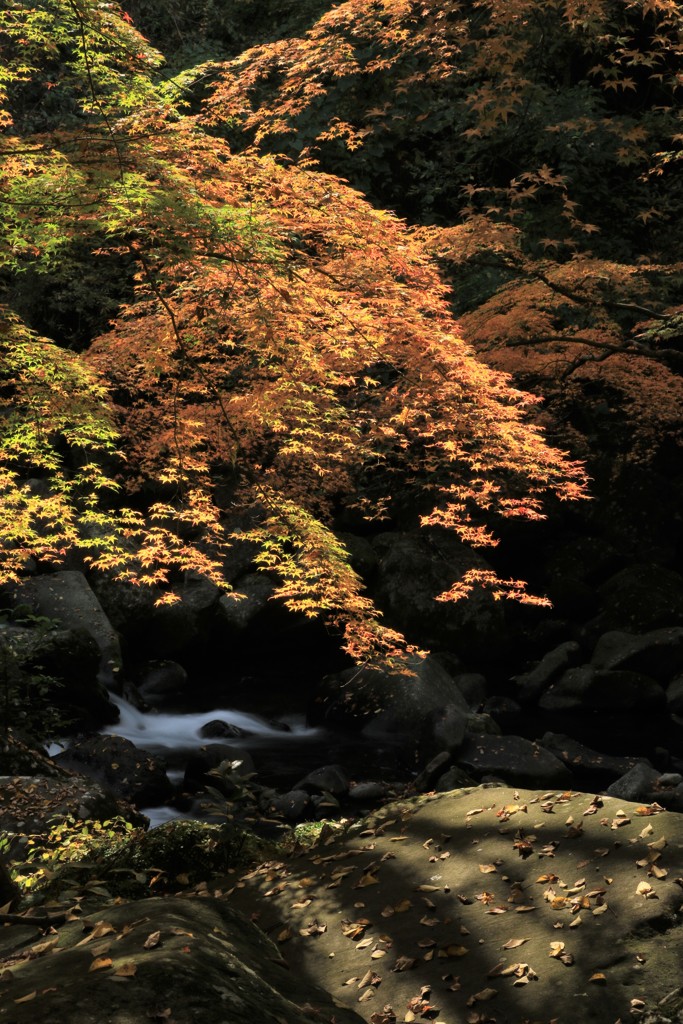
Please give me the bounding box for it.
[54,734,173,807]
[137,659,187,704]
[348,782,387,802]
[309,653,468,735]
[513,641,582,703]
[593,563,683,634]
[9,570,123,687]
[591,628,683,681]
[451,672,488,707]
[457,734,572,788]
[0,896,365,1024]
[93,570,221,659]
[218,572,275,630]
[2,623,118,730]
[269,789,311,821]
[371,530,506,661]
[540,732,646,785]
[199,719,250,739]
[0,774,147,839]
[606,762,661,801]
[464,712,501,736]
[655,782,683,813]
[419,703,469,761]
[481,695,522,732]
[294,764,349,797]
[657,773,683,787]
[539,665,666,712]
[414,751,452,792]
[435,765,477,792]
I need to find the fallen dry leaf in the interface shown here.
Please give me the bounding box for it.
[466,987,498,1005]
[502,938,529,949]
[143,931,161,950]
[392,957,417,972]
[89,956,113,972]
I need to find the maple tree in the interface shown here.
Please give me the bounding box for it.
[208,0,683,470]
[0,0,589,664]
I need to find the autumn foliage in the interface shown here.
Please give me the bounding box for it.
[0,0,626,664]
[209,0,683,467]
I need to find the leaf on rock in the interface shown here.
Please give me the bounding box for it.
[300,921,327,937]
[392,956,417,972]
[143,931,161,950]
[89,956,113,972]
[589,973,607,983]
[502,938,529,949]
[358,970,382,989]
[479,865,497,874]
[342,920,369,939]
[466,987,498,1005]
[354,873,379,889]
[14,992,37,1003]
[76,921,116,946]
[29,939,59,956]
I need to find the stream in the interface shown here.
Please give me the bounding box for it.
[93,693,409,827]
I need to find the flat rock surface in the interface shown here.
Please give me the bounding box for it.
[222,785,683,1024]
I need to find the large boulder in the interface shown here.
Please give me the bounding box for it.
[0,896,365,1024]
[308,653,469,736]
[590,628,683,681]
[92,570,221,660]
[456,734,572,787]
[513,640,582,703]
[54,735,173,807]
[136,659,188,705]
[0,731,71,778]
[8,571,123,687]
[539,665,666,712]
[0,774,147,838]
[540,732,648,786]
[0,622,119,731]
[370,530,506,661]
[294,764,350,797]
[590,563,683,636]
[216,572,274,631]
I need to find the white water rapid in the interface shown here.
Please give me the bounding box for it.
[50,693,328,827]
[101,693,322,754]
